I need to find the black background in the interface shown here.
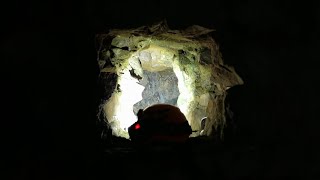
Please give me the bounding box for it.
[2,0,319,179]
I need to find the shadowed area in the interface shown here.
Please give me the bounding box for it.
[2,0,318,179]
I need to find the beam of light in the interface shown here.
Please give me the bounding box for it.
[172,57,194,122]
[115,68,145,131]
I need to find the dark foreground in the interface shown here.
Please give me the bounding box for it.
[5,131,317,180]
[91,136,306,180]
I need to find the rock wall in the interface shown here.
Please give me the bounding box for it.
[133,69,180,114]
[96,21,243,138]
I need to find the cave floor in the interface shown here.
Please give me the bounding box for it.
[96,136,260,180]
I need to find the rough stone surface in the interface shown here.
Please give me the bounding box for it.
[96,21,243,138]
[133,69,180,114]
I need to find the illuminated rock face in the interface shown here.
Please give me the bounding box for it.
[133,69,180,114]
[96,21,243,138]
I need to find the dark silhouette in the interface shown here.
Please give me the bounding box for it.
[128,104,192,145]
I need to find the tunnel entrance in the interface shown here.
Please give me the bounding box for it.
[103,45,197,138]
[97,21,243,139]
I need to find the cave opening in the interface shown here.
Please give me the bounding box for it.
[97,21,243,140]
[104,45,199,138]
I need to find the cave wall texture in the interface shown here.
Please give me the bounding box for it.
[96,21,243,138]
